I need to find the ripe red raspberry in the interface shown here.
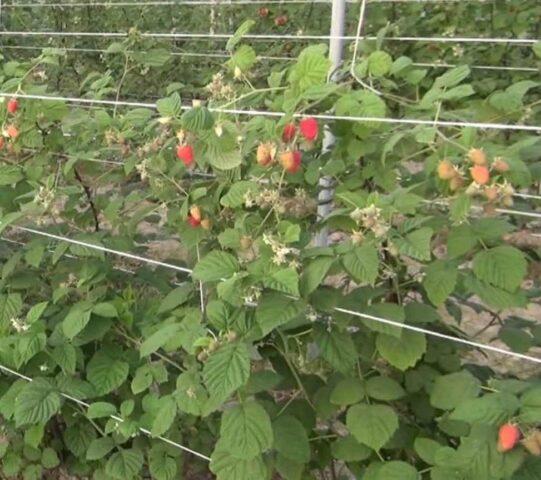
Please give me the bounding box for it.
[7,98,19,114]
[282,123,296,143]
[177,144,194,167]
[498,424,520,453]
[299,117,319,142]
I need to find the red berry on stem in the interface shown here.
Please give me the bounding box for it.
[282,123,296,143]
[498,424,520,453]
[299,117,319,142]
[177,144,194,167]
[7,98,19,114]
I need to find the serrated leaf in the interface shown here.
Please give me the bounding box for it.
[450,392,520,425]
[342,244,379,285]
[368,51,393,77]
[364,303,405,338]
[365,376,405,401]
[105,448,144,480]
[255,293,305,338]
[14,379,61,427]
[288,45,330,93]
[86,351,129,395]
[210,445,267,480]
[519,387,541,423]
[424,260,458,306]
[151,396,177,437]
[203,343,250,402]
[314,326,357,373]
[26,302,48,324]
[221,401,273,459]
[181,107,214,131]
[226,19,256,51]
[472,246,527,292]
[140,324,180,358]
[220,181,258,208]
[175,371,208,416]
[430,371,481,410]
[376,330,426,371]
[397,227,433,261]
[149,446,177,480]
[63,302,93,339]
[156,93,181,117]
[330,378,365,406]
[87,402,116,420]
[86,437,115,460]
[331,435,371,462]
[300,256,334,297]
[346,404,399,451]
[261,268,300,296]
[364,461,419,480]
[192,251,239,282]
[273,415,310,463]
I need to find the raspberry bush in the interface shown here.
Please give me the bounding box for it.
[0,2,540,479]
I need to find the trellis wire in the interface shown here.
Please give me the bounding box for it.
[1,92,540,132]
[0,362,212,461]
[0,0,498,6]
[4,225,540,365]
[0,31,537,45]
[4,44,538,73]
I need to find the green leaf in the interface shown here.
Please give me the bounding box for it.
[220,181,258,208]
[210,445,267,480]
[519,387,541,423]
[151,396,177,437]
[87,402,116,420]
[140,324,180,358]
[0,293,23,330]
[0,165,23,185]
[273,416,310,463]
[62,301,93,340]
[86,437,115,461]
[314,326,357,373]
[364,303,405,338]
[226,19,256,51]
[92,302,118,318]
[203,343,251,402]
[192,251,239,282]
[331,435,371,462]
[228,45,257,72]
[464,275,528,311]
[156,93,181,117]
[414,437,442,465]
[181,107,214,131]
[175,371,209,416]
[435,65,471,88]
[14,379,61,427]
[364,461,419,480]
[424,260,458,306]
[376,330,426,371]
[261,268,300,296]
[450,392,520,425]
[255,293,305,338]
[220,401,273,459]
[365,376,406,401]
[472,246,527,292]
[158,284,193,314]
[430,371,481,410]
[368,51,393,77]
[148,446,177,480]
[41,447,60,469]
[534,42,541,58]
[342,244,379,285]
[288,45,330,93]
[26,302,48,324]
[105,448,144,480]
[86,350,129,395]
[346,404,399,451]
[396,227,433,261]
[330,378,365,406]
[300,256,334,297]
[51,343,77,374]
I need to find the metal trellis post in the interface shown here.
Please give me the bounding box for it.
[315,0,346,247]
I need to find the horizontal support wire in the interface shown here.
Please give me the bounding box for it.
[0,0,497,6]
[1,92,540,132]
[4,44,538,72]
[0,362,211,461]
[0,31,538,45]
[3,224,540,365]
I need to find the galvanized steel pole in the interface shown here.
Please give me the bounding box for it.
[315,0,346,247]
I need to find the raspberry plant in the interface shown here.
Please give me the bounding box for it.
[0,2,540,480]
